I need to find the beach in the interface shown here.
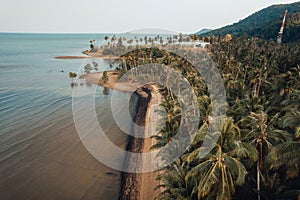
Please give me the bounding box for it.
[82,71,163,200]
[139,84,162,200]
[119,84,162,200]
[82,70,143,93]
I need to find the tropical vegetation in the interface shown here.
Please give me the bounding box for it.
[81,28,299,199]
[113,36,300,199]
[200,2,300,43]
[151,38,300,200]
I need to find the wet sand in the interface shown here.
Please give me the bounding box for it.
[55,56,92,59]
[82,71,143,93]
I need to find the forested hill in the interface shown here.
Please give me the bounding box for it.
[199,2,300,43]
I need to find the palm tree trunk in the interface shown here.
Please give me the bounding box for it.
[257,141,262,200]
[257,162,261,200]
[259,142,263,168]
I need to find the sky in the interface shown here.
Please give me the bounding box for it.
[0,0,298,34]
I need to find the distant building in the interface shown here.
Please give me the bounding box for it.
[194,41,210,48]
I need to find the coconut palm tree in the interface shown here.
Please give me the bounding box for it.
[151,95,181,150]
[69,72,77,82]
[102,71,109,83]
[104,36,109,45]
[185,118,257,200]
[118,37,300,200]
[240,111,292,200]
[156,160,198,200]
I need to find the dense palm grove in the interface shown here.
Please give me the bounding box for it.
[102,35,300,199]
[150,38,300,200]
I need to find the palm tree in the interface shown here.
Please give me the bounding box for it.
[265,137,300,198]
[156,160,197,200]
[92,62,98,71]
[268,141,300,170]
[104,36,109,45]
[179,33,183,43]
[151,95,181,151]
[185,118,257,200]
[282,111,300,130]
[118,37,300,200]
[69,72,77,82]
[102,71,109,83]
[242,111,291,200]
[84,64,93,74]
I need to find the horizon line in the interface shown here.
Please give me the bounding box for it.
[0,31,191,35]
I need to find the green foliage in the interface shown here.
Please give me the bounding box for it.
[68,72,77,82]
[84,64,93,74]
[102,71,109,83]
[201,2,300,43]
[148,38,299,199]
[117,37,300,199]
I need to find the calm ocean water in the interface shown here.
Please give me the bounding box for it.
[0,33,132,199]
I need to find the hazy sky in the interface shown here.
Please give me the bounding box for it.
[0,0,298,33]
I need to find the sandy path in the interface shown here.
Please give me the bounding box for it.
[139,85,163,200]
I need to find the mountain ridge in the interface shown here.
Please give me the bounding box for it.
[198,2,300,43]
[196,28,212,35]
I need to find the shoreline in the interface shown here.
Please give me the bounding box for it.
[83,72,162,200]
[119,84,162,200]
[55,50,120,60]
[55,55,120,59]
[82,71,143,93]
[55,56,92,59]
[119,85,152,200]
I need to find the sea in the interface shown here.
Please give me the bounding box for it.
[0,33,136,200]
